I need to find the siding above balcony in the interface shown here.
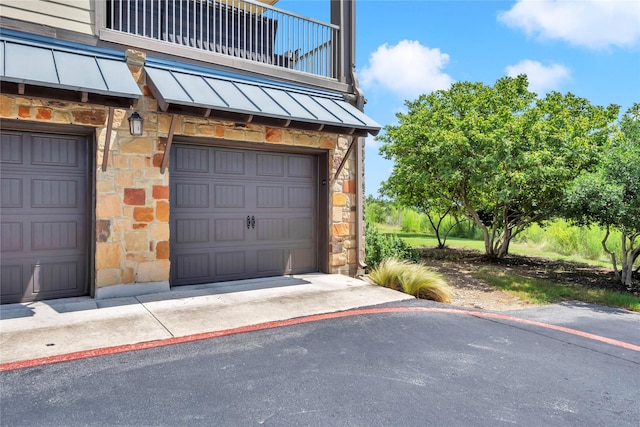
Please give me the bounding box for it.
[145,63,380,136]
[0,35,141,103]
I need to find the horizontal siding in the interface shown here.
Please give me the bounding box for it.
[1,0,94,35]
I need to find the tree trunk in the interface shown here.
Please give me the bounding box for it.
[496,227,512,258]
[621,234,640,290]
[601,226,619,276]
[460,190,495,258]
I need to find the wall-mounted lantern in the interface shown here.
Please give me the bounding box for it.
[128,111,143,135]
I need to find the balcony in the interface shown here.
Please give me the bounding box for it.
[104,0,339,80]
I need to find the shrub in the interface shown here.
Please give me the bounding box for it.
[517,219,626,262]
[369,258,452,303]
[516,223,546,245]
[365,222,419,268]
[400,209,424,232]
[448,218,484,240]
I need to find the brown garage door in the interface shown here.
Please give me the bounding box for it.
[1,130,89,304]
[170,145,317,285]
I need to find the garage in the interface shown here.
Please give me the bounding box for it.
[170,144,318,285]
[0,130,90,304]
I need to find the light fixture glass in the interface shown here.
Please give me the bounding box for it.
[128,111,143,135]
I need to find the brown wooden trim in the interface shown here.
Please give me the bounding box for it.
[0,118,95,135]
[331,135,356,186]
[101,107,115,172]
[160,114,177,174]
[145,75,170,112]
[317,151,330,273]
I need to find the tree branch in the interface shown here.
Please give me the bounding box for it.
[601,225,619,276]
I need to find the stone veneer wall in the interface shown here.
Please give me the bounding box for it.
[0,49,360,296]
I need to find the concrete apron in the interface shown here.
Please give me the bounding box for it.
[0,274,413,364]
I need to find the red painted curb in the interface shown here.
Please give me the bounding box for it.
[1,306,638,372]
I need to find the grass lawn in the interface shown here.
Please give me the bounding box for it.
[376,224,612,268]
[373,224,640,311]
[474,267,640,311]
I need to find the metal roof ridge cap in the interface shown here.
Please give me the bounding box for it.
[285,91,319,120]
[306,95,343,123]
[260,86,291,116]
[168,70,195,104]
[50,48,61,85]
[201,78,230,108]
[327,99,368,127]
[94,56,110,92]
[230,81,263,112]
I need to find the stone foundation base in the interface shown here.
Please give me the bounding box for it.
[95,281,170,300]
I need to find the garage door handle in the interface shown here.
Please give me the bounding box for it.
[251,215,256,229]
[247,216,251,229]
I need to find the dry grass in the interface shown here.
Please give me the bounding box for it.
[369,258,452,303]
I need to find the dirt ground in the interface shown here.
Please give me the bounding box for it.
[417,247,637,311]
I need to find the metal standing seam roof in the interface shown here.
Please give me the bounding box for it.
[144,65,381,136]
[0,38,141,99]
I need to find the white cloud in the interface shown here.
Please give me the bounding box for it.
[505,60,571,94]
[498,0,640,49]
[359,40,454,99]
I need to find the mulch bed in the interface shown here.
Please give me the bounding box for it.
[416,247,638,295]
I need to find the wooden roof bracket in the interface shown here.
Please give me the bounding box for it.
[160,114,178,174]
[101,107,115,172]
[330,134,357,187]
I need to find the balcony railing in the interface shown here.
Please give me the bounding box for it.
[106,0,339,79]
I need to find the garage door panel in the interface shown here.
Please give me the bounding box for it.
[288,156,314,178]
[174,252,211,282]
[1,178,23,207]
[1,222,23,252]
[0,265,23,297]
[31,178,83,208]
[174,146,210,173]
[288,186,313,208]
[256,153,285,177]
[256,218,285,241]
[214,219,246,242]
[31,135,80,167]
[170,145,317,285]
[256,186,285,208]
[289,218,313,240]
[290,247,315,273]
[174,218,210,244]
[0,133,23,163]
[31,221,79,251]
[32,261,83,292]
[257,249,286,275]
[214,184,245,208]
[214,150,245,175]
[0,130,89,304]
[215,251,247,277]
[173,182,211,209]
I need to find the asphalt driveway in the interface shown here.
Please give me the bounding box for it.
[1,299,638,426]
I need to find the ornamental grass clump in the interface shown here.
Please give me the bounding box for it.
[369,258,452,303]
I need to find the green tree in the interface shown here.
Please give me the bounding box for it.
[378,75,619,258]
[564,104,640,289]
[364,196,387,224]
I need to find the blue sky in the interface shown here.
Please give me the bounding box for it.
[279,0,640,196]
